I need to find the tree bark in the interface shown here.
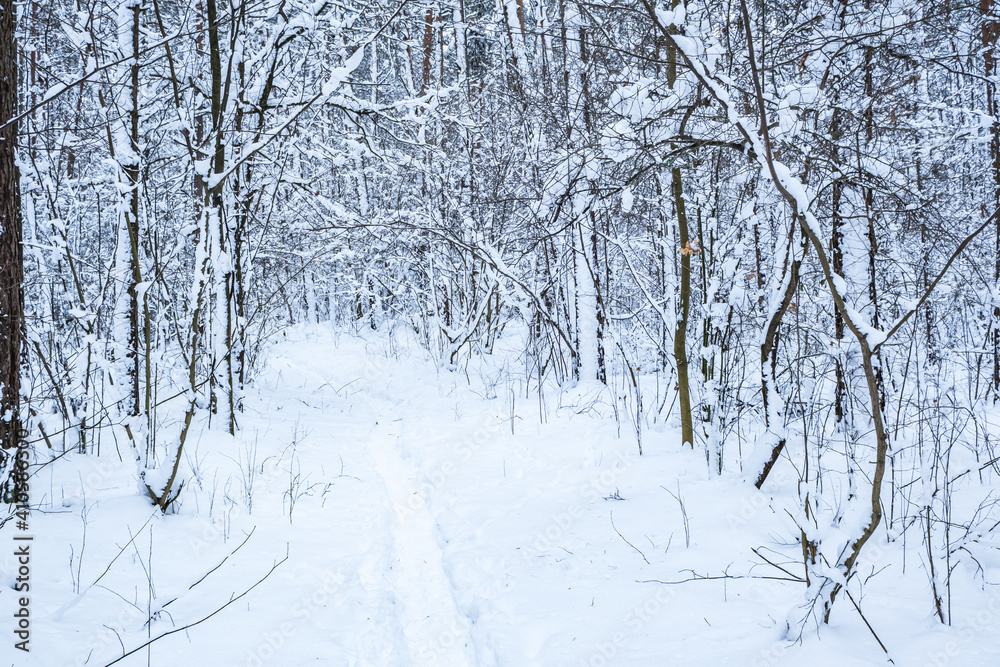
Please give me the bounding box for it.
[125,4,142,418]
[667,1,692,445]
[983,0,1000,399]
[206,0,236,433]
[0,0,22,454]
[830,113,845,424]
[673,166,693,448]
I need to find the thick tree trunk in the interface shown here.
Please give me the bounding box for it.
[984,0,1000,399]
[421,8,435,97]
[0,0,22,454]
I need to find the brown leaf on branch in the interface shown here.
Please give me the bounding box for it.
[680,241,699,256]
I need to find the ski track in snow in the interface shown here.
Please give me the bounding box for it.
[366,425,477,667]
[274,332,480,667]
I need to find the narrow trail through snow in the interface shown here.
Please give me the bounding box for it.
[271,331,478,666]
[365,425,476,666]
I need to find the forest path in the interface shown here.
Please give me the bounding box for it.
[364,418,478,667]
[266,326,480,666]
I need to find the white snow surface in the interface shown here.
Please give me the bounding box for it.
[4,324,1000,666]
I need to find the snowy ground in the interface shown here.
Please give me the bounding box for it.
[4,324,1000,666]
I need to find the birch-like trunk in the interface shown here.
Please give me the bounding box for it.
[111,2,144,423]
[563,1,604,383]
[206,0,237,434]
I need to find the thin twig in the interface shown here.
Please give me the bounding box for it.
[610,511,650,565]
[160,527,257,609]
[638,573,802,584]
[751,547,805,582]
[49,513,158,621]
[844,588,894,662]
[662,483,690,548]
[102,554,288,667]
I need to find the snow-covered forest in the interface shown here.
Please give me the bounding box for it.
[2,0,1000,664]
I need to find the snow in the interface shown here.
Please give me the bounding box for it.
[621,187,634,213]
[5,324,1000,666]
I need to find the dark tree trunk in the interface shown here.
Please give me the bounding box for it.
[0,0,22,454]
[984,0,1000,399]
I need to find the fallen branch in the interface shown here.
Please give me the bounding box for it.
[611,511,650,565]
[101,552,288,667]
[157,527,257,612]
[845,588,894,663]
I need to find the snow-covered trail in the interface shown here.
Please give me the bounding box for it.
[365,424,477,667]
[263,329,481,666]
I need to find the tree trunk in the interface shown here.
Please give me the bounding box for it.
[673,166,693,448]
[667,1,693,447]
[421,7,435,97]
[124,4,142,419]
[983,0,1000,399]
[831,129,845,425]
[206,0,236,433]
[0,0,20,454]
